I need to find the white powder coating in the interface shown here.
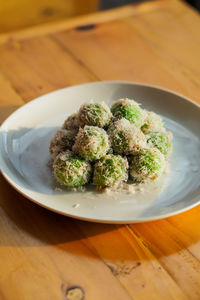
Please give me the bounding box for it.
[93,154,129,188]
[53,150,92,187]
[73,125,110,161]
[111,98,145,127]
[109,118,147,155]
[50,98,173,189]
[77,101,112,128]
[62,113,79,131]
[130,148,166,182]
[49,129,77,160]
[146,129,173,156]
[104,182,138,194]
[141,111,164,133]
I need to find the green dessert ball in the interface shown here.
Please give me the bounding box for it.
[141,111,164,133]
[49,129,77,160]
[53,151,92,187]
[111,98,144,127]
[129,148,165,182]
[62,113,79,131]
[146,130,172,156]
[108,118,147,155]
[73,126,110,161]
[93,154,129,188]
[77,102,112,128]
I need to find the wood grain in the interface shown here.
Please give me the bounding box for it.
[53,0,200,103]
[0,36,97,102]
[0,177,132,300]
[0,73,25,123]
[0,0,98,33]
[0,0,169,44]
[0,0,200,299]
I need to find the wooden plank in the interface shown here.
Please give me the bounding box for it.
[0,176,132,300]
[167,207,200,261]
[0,0,169,44]
[125,0,200,103]
[130,208,200,299]
[77,221,188,300]
[53,0,200,102]
[0,35,97,102]
[0,73,25,123]
[0,0,98,33]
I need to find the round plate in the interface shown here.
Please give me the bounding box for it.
[0,81,200,223]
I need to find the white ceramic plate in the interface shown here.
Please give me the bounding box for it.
[1,81,200,223]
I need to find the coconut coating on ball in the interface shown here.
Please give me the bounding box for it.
[111,98,144,127]
[108,118,147,155]
[49,129,77,160]
[141,111,164,134]
[73,126,110,161]
[93,154,129,187]
[129,148,165,182]
[146,130,172,156]
[77,102,112,128]
[62,113,79,132]
[50,96,173,190]
[53,151,92,187]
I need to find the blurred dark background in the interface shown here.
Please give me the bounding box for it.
[185,0,200,10]
[0,0,199,34]
[101,0,149,9]
[101,0,200,10]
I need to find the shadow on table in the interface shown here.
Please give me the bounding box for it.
[1,174,200,265]
[0,174,118,246]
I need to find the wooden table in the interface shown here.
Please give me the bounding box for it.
[0,0,200,299]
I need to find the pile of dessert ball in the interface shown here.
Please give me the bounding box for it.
[49,98,172,190]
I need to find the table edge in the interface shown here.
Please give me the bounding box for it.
[0,0,173,44]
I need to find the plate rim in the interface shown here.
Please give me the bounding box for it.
[1,81,200,128]
[1,80,200,223]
